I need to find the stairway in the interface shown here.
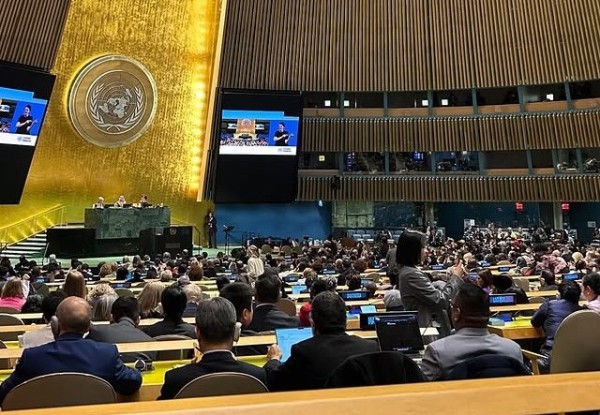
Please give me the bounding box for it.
[1,232,47,261]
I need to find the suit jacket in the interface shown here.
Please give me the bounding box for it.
[0,332,142,405]
[19,325,54,349]
[420,327,523,381]
[264,332,379,391]
[87,317,157,362]
[385,247,397,269]
[246,304,299,332]
[531,299,582,354]
[143,316,196,339]
[398,266,459,337]
[158,350,267,400]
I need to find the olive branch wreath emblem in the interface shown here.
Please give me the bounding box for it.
[89,83,144,132]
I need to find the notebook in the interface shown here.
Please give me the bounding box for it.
[374,313,424,356]
[275,328,313,362]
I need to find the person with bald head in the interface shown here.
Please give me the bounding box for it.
[0,297,142,406]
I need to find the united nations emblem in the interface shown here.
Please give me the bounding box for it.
[68,55,157,148]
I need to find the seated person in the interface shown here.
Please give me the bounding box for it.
[158,297,266,400]
[114,195,127,208]
[246,272,299,332]
[298,278,336,327]
[0,297,141,405]
[87,296,156,362]
[0,278,26,311]
[492,274,529,304]
[181,283,203,318]
[20,291,67,349]
[581,273,600,312]
[531,281,582,372]
[539,270,558,291]
[264,291,379,391]
[143,286,196,338]
[220,282,255,335]
[420,284,524,381]
[92,196,105,208]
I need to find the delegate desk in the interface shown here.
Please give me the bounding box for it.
[490,300,587,313]
[12,371,600,414]
[84,207,171,239]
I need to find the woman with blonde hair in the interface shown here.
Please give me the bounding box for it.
[246,245,264,278]
[137,281,165,318]
[0,278,26,311]
[91,294,118,321]
[98,263,117,280]
[86,283,117,310]
[63,270,87,299]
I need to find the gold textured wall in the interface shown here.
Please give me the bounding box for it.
[0,0,222,241]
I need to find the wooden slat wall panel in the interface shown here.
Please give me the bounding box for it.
[221,0,600,91]
[0,0,70,70]
[301,111,600,153]
[297,175,600,202]
[221,0,430,91]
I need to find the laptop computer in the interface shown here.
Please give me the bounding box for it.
[291,285,307,295]
[282,275,299,283]
[359,311,413,330]
[374,313,424,357]
[339,291,369,301]
[563,272,581,282]
[111,282,131,289]
[275,327,313,362]
[488,293,517,306]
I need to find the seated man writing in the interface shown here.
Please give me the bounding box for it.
[420,283,524,380]
[264,291,379,391]
[158,297,266,399]
[0,296,142,406]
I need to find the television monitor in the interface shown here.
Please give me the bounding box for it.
[488,293,517,306]
[214,91,302,203]
[339,291,369,301]
[563,273,580,282]
[0,63,55,204]
[374,313,424,354]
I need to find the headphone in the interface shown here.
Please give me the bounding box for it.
[134,354,154,372]
[233,321,242,343]
[50,316,59,340]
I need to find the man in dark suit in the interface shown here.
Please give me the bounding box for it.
[247,272,299,332]
[87,296,156,362]
[264,291,379,391]
[143,286,196,339]
[0,297,141,406]
[158,297,266,400]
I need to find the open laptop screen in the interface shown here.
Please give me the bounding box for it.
[275,328,313,362]
[375,313,423,354]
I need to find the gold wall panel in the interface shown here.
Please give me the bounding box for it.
[0,0,222,241]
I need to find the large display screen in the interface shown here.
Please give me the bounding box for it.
[0,63,55,204]
[219,110,299,156]
[214,91,302,203]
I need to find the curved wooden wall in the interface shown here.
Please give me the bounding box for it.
[301,110,600,152]
[297,175,600,202]
[220,0,600,91]
[1,0,71,70]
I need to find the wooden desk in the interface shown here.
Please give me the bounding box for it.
[491,300,587,313]
[487,324,544,340]
[527,290,557,298]
[13,372,600,414]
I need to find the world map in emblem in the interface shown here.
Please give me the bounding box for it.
[68,55,157,148]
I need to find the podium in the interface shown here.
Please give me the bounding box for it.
[47,207,177,257]
[84,207,171,239]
